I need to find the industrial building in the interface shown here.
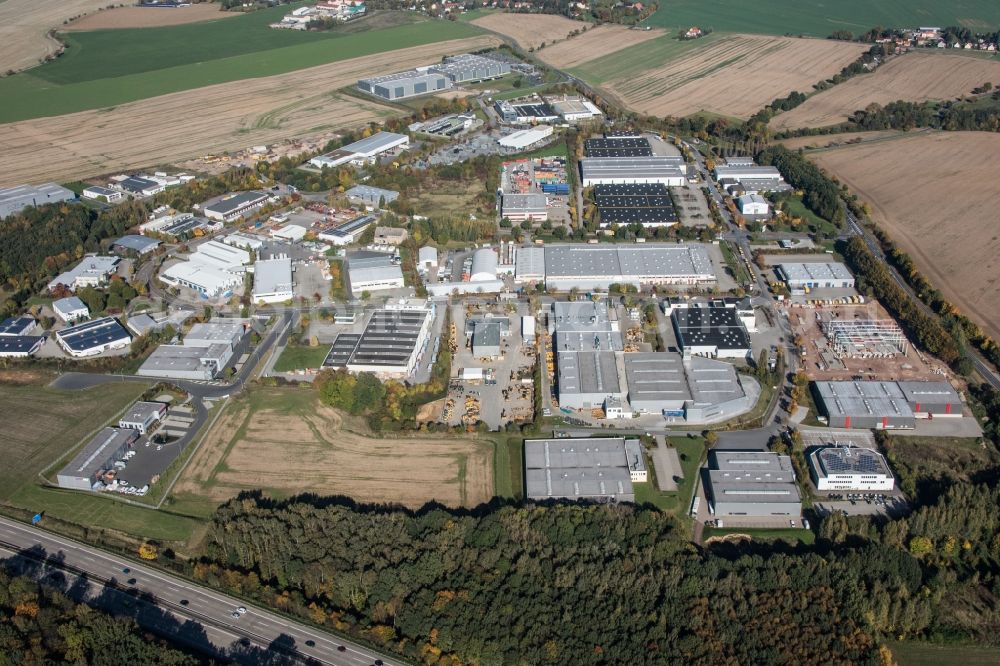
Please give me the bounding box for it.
[323,304,432,377]
[308,132,410,169]
[556,350,623,410]
[540,244,715,291]
[82,185,125,203]
[808,446,895,491]
[494,99,559,124]
[203,191,269,222]
[822,318,907,357]
[251,256,294,304]
[593,183,677,227]
[115,175,165,197]
[513,246,546,283]
[159,240,250,297]
[469,248,499,282]
[137,319,249,380]
[671,305,752,359]
[346,252,404,295]
[47,255,119,292]
[346,185,398,208]
[52,296,89,323]
[223,232,265,253]
[584,136,652,157]
[357,69,449,100]
[0,316,39,337]
[318,215,376,246]
[713,165,784,184]
[501,193,548,222]
[813,380,963,429]
[663,296,756,332]
[622,352,754,422]
[56,427,139,491]
[0,183,76,219]
[551,300,623,353]
[777,262,855,289]
[737,193,770,216]
[706,451,802,517]
[0,335,45,358]
[522,315,535,342]
[580,157,686,186]
[272,224,307,243]
[373,226,408,247]
[524,437,647,502]
[471,321,502,358]
[55,317,131,357]
[140,212,216,237]
[112,235,161,256]
[418,246,438,271]
[498,125,554,150]
[433,53,511,83]
[118,401,167,435]
[543,95,603,122]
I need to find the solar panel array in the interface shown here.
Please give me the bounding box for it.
[56,317,130,353]
[585,137,652,157]
[324,310,428,369]
[819,448,888,475]
[593,183,677,225]
[514,104,551,119]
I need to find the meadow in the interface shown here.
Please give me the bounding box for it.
[645,0,1000,37]
[0,5,484,122]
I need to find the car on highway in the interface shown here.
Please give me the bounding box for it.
[236,606,247,615]
[305,640,315,647]
[231,611,241,619]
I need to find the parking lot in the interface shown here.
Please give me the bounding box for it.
[442,301,536,430]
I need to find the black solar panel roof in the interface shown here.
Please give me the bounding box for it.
[585,137,652,157]
[594,183,677,224]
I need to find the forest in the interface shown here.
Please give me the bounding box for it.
[194,478,1000,665]
[755,145,844,224]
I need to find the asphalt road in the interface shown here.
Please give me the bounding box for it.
[0,515,402,666]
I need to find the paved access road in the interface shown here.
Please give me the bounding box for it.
[0,516,402,666]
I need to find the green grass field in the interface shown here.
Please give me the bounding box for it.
[633,437,705,514]
[0,381,200,542]
[0,5,484,122]
[273,345,331,372]
[644,1,1000,37]
[703,526,816,545]
[889,640,1000,666]
[569,32,725,85]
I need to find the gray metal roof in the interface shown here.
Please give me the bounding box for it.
[896,381,962,404]
[623,353,691,403]
[113,234,161,254]
[472,321,501,349]
[121,401,165,425]
[707,451,801,504]
[60,427,137,480]
[340,132,409,156]
[544,245,713,280]
[502,192,547,212]
[777,262,854,282]
[814,381,913,419]
[581,156,685,181]
[557,350,621,397]
[524,437,641,500]
[252,257,293,298]
[204,191,268,216]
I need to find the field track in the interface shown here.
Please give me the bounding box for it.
[0,35,498,186]
[64,3,236,31]
[471,12,585,50]
[807,131,1000,341]
[604,34,866,119]
[0,0,109,73]
[537,24,665,69]
[772,51,1000,130]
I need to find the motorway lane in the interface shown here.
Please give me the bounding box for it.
[0,516,403,666]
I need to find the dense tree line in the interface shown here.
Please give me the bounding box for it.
[196,476,1000,664]
[850,97,1000,133]
[755,145,844,224]
[0,569,202,664]
[841,237,960,365]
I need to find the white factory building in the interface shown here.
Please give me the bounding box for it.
[777,262,855,289]
[521,244,716,291]
[580,157,687,187]
[251,256,294,304]
[737,194,770,216]
[202,191,270,222]
[52,296,89,323]
[808,446,895,491]
[346,252,405,296]
[47,256,119,292]
[55,317,131,358]
[138,319,249,381]
[308,132,410,169]
[498,125,554,150]
[159,240,250,298]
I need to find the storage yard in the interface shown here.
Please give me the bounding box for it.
[600,34,866,119]
[771,51,1000,130]
[0,35,498,186]
[806,131,1000,341]
[172,389,493,511]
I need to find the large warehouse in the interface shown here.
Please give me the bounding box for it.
[55,317,131,357]
[623,352,755,423]
[812,380,962,429]
[309,132,410,169]
[357,69,449,100]
[808,446,895,491]
[57,427,139,491]
[137,319,249,381]
[593,183,677,228]
[346,252,404,295]
[551,300,623,353]
[706,451,802,517]
[498,125,554,150]
[713,165,783,184]
[542,244,715,290]
[777,262,855,289]
[323,304,433,378]
[433,53,511,83]
[0,182,76,219]
[203,191,269,222]
[160,240,250,297]
[500,193,548,222]
[524,437,647,502]
[580,157,687,186]
[556,350,623,410]
[47,255,119,292]
[671,305,752,359]
[251,256,294,304]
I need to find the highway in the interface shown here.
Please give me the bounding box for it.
[0,515,402,666]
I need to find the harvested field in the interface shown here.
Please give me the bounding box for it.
[0,35,498,186]
[471,11,584,50]
[808,131,1000,341]
[604,34,866,119]
[0,0,110,73]
[174,389,493,510]
[779,130,908,152]
[64,4,236,31]
[537,24,665,69]
[772,52,1000,130]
